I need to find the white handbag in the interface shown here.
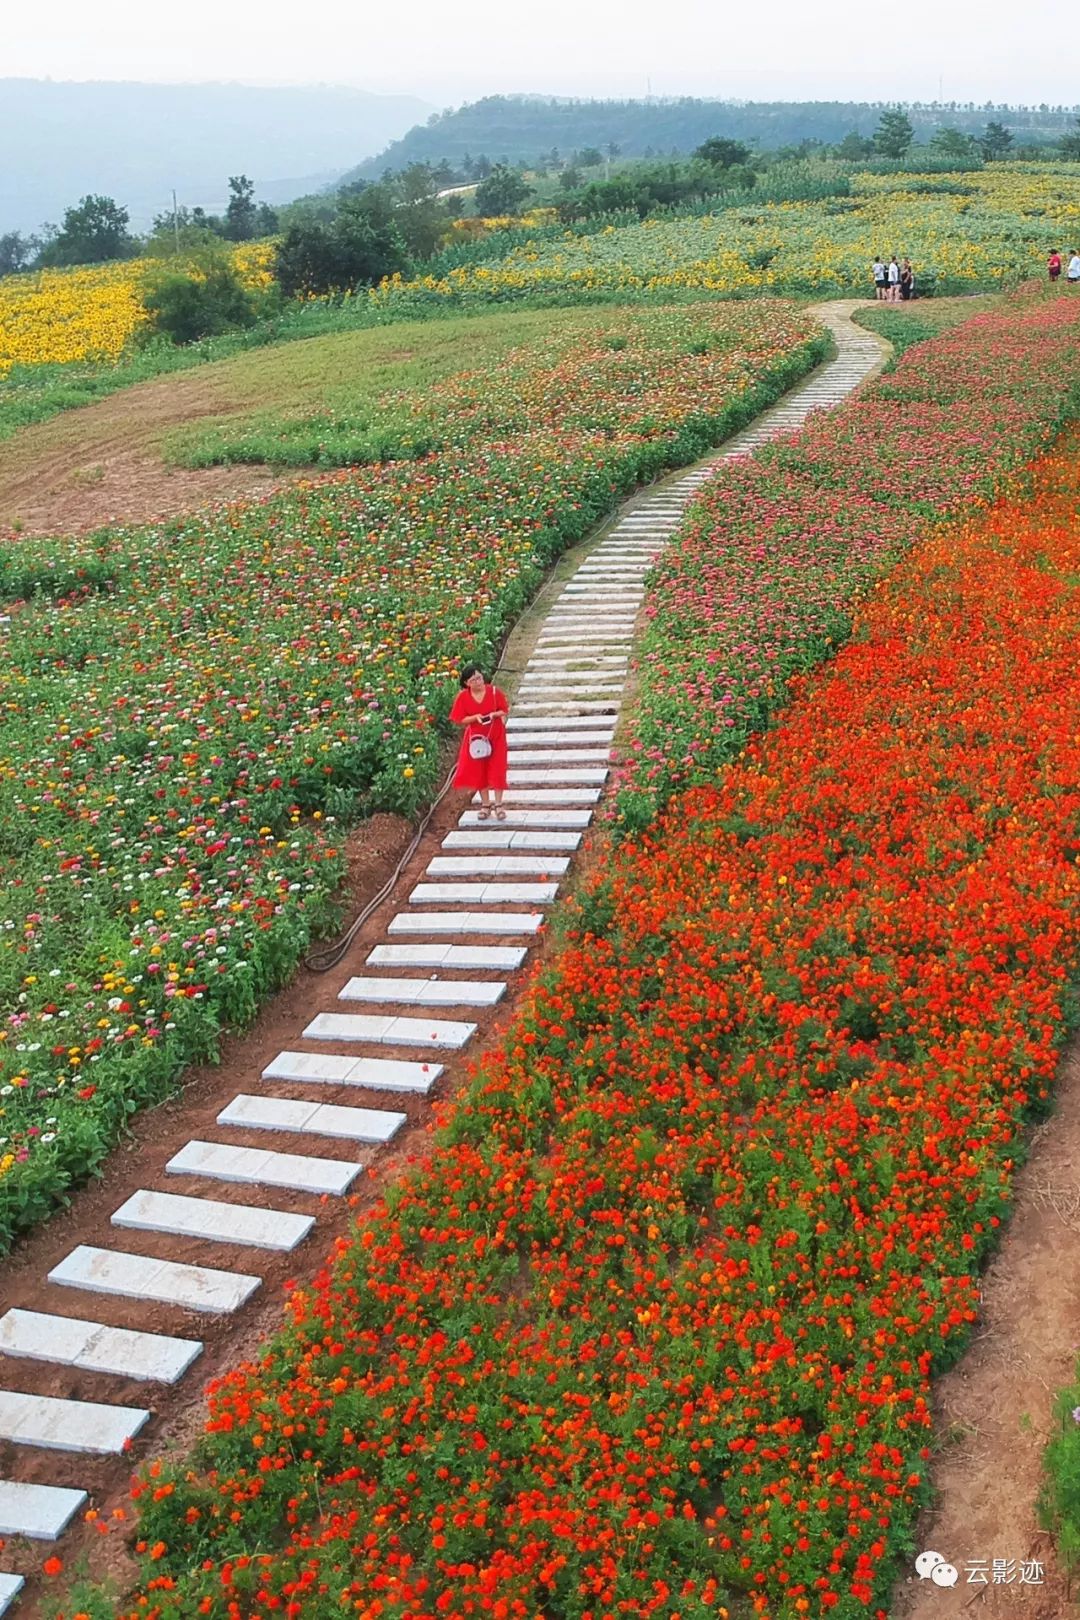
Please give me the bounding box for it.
[468,684,495,759]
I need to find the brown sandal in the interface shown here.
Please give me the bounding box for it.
[494,805,507,821]
[476,806,492,820]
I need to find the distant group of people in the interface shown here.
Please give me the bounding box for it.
[871,255,915,301]
[1048,249,1080,285]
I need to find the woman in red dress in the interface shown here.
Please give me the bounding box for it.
[449,664,510,820]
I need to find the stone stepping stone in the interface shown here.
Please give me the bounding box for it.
[0,1388,149,1456]
[339,975,507,1006]
[472,788,602,804]
[387,912,542,935]
[0,1479,87,1541]
[264,1051,441,1093]
[512,702,621,716]
[508,735,613,750]
[517,686,624,700]
[305,1009,479,1043]
[0,1575,21,1614]
[507,733,614,747]
[526,654,628,665]
[0,1308,201,1385]
[442,829,581,850]
[409,881,558,904]
[506,750,612,764]
[507,715,616,729]
[166,1140,362,1196]
[511,699,621,712]
[506,767,608,782]
[458,808,591,826]
[540,614,638,623]
[560,589,643,600]
[536,631,633,642]
[219,1093,406,1143]
[50,1246,260,1313]
[427,855,569,876]
[113,1188,314,1251]
[367,943,526,969]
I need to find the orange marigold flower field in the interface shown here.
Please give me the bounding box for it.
[106,434,1080,1618]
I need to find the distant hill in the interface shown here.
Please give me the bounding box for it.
[342,94,1080,180]
[2,78,435,235]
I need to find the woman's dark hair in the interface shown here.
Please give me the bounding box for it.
[459,663,484,688]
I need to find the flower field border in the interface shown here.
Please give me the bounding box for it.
[77,304,1080,1620]
[615,288,1080,830]
[0,303,825,1257]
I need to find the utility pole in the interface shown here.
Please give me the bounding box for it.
[172,189,180,254]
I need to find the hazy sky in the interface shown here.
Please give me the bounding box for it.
[7,0,1080,108]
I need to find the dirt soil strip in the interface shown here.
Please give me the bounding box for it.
[890,1045,1080,1619]
[0,308,889,1613]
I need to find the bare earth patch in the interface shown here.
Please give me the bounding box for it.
[0,368,294,536]
[891,1044,1080,1618]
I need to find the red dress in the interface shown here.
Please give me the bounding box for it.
[450,684,509,791]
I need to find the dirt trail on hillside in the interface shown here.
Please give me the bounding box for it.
[0,365,296,536]
[889,1046,1080,1620]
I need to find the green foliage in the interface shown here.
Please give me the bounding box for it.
[1061,117,1080,161]
[223,174,258,242]
[931,127,978,161]
[0,230,38,275]
[873,108,915,160]
[273,191,410,297]
[1040,1378,1080,1574]
[473,164,533,215]
[980,121,1014,161]
[38,194,136,267]
[694,136,752,168]
[140,258,265,345]
[853,296,1002,362]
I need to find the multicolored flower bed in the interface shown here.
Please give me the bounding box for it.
[615,290,1080,829]
[97,430,1080,1619]
[0,301,821,1252]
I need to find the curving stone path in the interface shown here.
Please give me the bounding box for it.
[0,303,886,1610]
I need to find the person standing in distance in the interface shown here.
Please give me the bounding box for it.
[1068,250,1080,287]
[872,254,888,301]
[887,256,901,302]
[450,664,510,820]
[1048,248,1063,283]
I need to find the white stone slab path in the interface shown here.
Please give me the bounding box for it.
[0,305,885,1587]
[0,1309,201,1385]
[113,1188,315,1250]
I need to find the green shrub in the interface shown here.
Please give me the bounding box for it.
[141,261,263,345]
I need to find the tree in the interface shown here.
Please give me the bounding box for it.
[472,165,532,217]
[694,136,752,168]
[834,131,875,160]
[930,126,977,160]
[872,108,915,160]
[559,165,583,191]
[273,195,410,298]
[980,120,1013,160]
[0,231,38,276]
[224,175,258,242]
[574,146,603,168]
[1061,117,1080,160]
[141,253,262,345]
[41,195,135,266]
